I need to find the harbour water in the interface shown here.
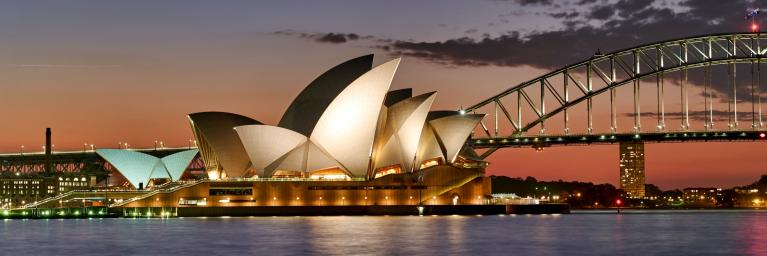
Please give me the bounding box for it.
[1,210,766,255]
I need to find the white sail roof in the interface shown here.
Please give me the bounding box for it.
[415,123,445,169]
[97,149,163,189]
[235,125,308,177]
[96,149,198,189]
[184,56,488,180]
[265,142,307,176]
[310,58,401,177]
[188,112,261,178]
[161,149,200,181]
[373,92,436,173]
[429,113,484,163]
[279,55,373,136]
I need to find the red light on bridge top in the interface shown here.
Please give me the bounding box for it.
[616,199,622,206]
[760,132,766,139]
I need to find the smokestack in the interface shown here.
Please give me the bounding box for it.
[45,128,52,173]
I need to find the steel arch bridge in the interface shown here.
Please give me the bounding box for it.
[465,32,767,157]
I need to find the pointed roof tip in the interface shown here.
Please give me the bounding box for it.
[394,57,404,67]
[426,110,484,121]
[385,90,438,107]
[189,111,248,116]
[426,110,461,120]
[279,54,375,136]
[389,57,402,66]
[389,91,438,109]
[376,57,402,69]
[416,91,438,99]
[187,112,262,124]
[345,54,375,64]
[462,113,485,121]
[388,88,412,93]
[372,58,402,81]
[384,88,413,107]
[419,92,438,106]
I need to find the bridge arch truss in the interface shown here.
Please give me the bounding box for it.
[467,33,767,141]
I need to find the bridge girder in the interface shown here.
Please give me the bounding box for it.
[471,130,767,149]
[466,33,767,138]
[516,57,766,132]
[463,33,767,157]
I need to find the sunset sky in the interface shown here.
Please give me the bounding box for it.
[0,0,765,189]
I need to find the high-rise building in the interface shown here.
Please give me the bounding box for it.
[619,141,645,198]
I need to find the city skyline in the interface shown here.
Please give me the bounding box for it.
[1,0,766,190]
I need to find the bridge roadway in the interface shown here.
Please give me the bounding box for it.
[471,130,767,149]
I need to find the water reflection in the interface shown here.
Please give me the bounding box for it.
[742,212,767,255]
[1,210,767,255]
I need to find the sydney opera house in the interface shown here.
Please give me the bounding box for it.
[96,55,491,212]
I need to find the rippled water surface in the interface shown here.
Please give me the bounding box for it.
[2,210,767,255]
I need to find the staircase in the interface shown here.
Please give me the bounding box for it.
[22,190,84,209]
[110,180,204,207]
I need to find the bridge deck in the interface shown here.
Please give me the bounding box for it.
[471,130,767,149]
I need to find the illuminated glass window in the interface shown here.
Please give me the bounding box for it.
[309,168,350,180]
[373,165,402,179]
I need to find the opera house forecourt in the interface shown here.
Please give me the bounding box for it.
[90,55,501,216]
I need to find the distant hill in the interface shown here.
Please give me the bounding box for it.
[490,175,596,196]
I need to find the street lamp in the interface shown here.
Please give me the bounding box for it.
[616,199,622,214]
